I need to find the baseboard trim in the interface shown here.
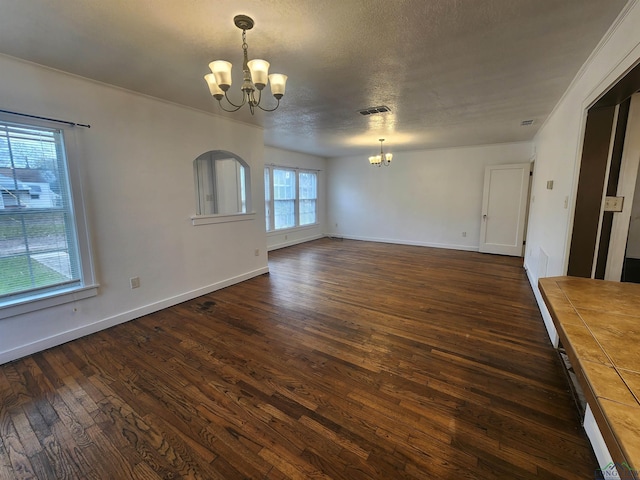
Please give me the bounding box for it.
[267,233,325,251]
[328,234,480,252]
[525,266,559,347]
[0,266,269,365]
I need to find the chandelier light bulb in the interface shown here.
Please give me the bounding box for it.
[209,61,232,91]
[269,74,288,99]
[247,59,270,90]
[204,74,224,100]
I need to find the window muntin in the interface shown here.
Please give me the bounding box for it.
[264,167,318,231]
[0,121,83,302]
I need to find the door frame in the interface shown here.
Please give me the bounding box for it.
[605,93,640,280]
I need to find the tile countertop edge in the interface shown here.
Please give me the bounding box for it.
[538,276,640,479]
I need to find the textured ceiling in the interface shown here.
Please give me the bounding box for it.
[0,0,629,157]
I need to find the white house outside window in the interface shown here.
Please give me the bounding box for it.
[0,118,96,317]
[264,167,318,232]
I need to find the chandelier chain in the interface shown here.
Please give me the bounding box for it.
[242,29,248,51]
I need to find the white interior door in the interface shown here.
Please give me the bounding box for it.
[479,163,531,256]
[605,93,640,281]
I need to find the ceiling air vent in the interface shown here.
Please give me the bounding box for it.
[520,119,535,126]
[359,106,391,116]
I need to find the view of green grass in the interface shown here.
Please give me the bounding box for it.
[0,212,65,241]
[0,255,68,296]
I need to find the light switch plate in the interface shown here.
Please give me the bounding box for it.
[604,196,624,212]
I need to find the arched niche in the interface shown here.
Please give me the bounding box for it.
[193,150,251,216]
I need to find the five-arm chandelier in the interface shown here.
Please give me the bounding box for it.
[204,15,287,115]
[369,138,393,166]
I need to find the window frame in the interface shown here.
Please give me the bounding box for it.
[264,166,319,232]
[0,114,97,319]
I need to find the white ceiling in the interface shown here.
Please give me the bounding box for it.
[0,0,629,158]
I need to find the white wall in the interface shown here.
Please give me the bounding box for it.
[0,55,269,364]
[327,142,533,250]
[265,146,327,250]
[626,169,640,259]
[524,2,640,467]
[524,1,640,343]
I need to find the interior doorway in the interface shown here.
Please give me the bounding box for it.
[567,83,640,282]
[604,93,640,282]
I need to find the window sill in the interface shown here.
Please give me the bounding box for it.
[0,284,99,320]
[191,212,256,226]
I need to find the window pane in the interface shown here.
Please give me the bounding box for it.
[274,200,295,229]
[273,169,296,230]
[299,172,317,199]
[299,199,316,225]
[299,172,317,225]
[273,169,295,200]
[0,123,81,299]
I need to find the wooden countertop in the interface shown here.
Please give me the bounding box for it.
[539,276,640,477]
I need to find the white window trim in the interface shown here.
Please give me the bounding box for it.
[0,284,98,319]
[0,114,98,320]
[266,223,319,237]
[191,212,256,226]
[265,165,319,232]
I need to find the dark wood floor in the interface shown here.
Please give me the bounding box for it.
[0,238,598,479]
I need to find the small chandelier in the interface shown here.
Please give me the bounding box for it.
[204,15,287,115]
[369,139,393,166]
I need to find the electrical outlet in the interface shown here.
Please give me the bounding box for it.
[462,232,467,237]
[130,277,140,289]
[285,234,288,240]
[254,249,260,256]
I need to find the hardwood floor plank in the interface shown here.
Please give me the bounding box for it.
[0,239,600,479]
[0,409,37,479]
[299,415,370,460]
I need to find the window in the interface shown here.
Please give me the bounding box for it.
[194,151,250,216]
[273,168,296,229]
[0,118,96,316]
[264,167,318,231]
[299,171,317,226]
